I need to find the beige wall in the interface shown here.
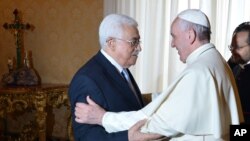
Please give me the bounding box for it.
[0,0,103,139]
[0,0,103,84]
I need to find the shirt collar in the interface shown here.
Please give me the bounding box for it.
[101,49,123,73]
[240,60,250,69]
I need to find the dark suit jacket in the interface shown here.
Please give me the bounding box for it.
[230,63,250,124]
[69,51,144,141]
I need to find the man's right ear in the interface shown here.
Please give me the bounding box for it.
[106,38,111,45]
[106,38,115,49]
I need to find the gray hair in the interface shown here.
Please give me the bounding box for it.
[178,18,211,42]
[99,14,138,48]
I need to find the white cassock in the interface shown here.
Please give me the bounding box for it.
[102,43,244,141]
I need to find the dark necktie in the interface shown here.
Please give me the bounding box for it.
[121,69,141,106]
[121,71,127,81]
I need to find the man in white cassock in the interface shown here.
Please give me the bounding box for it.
[74,9,244,141]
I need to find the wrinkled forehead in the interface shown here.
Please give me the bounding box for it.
[171,18,179,29]
[171,18,184,32]
[122,24,140,38]
[231,31,249,46]
[235,31,249,42]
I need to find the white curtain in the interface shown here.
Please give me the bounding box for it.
[104,0,250,94]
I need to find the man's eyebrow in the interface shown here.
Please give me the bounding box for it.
[131,37,140,40]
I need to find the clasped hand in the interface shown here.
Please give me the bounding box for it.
[75,96,105,125]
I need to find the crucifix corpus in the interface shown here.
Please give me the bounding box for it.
[3,9,32,69]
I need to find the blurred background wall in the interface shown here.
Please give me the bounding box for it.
[0,0,103,140]
[0,0,103,84]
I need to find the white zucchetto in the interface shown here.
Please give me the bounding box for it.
[178,9,210,28]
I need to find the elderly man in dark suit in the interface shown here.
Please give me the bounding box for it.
[68,14,160,141]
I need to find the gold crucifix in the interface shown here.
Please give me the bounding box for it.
[3,9,32,69]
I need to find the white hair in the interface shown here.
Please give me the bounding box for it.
[99,14,138,48]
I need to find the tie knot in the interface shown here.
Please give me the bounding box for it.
[121,70,127,80]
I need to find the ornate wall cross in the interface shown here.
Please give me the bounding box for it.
[3,9,32,69]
